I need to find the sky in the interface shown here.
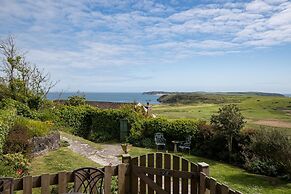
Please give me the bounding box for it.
[0,0,291,93]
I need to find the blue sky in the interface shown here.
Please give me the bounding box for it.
[0,0,290,93]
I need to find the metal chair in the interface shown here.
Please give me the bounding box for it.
[179,136,192,154]
[72,167,104,194]
[154,133,166,151]
[0,178,13,194]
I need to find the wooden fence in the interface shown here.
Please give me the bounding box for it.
[1,153,242,194]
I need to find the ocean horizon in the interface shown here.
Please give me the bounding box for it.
[47,92,160,104]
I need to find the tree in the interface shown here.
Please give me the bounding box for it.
[0,36,57,107]
[211,104,246,162]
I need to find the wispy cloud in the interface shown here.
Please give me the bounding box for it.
[0,0,290,91]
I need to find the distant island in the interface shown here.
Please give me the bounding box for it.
[143,91,285,104]
[144,91,284,96]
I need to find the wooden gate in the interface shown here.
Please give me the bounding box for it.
[130,153,200,194]
[125,153,242,194]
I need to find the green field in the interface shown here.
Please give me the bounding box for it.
[152,95,291,134]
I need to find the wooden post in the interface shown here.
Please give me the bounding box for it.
[198,162,209,194]
[122,154,132,194]
[122,154,131,164]
[104,166,113,194]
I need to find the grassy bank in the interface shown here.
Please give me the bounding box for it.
[30,147,100,176]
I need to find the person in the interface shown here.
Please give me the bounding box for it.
[144,102,151,115]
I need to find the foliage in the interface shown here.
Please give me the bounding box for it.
[0,98,32,117]
[3,122,31,155]
[0,36,57,107]
[15,117,55,137]
[55,105,95,138]
[244,129,291,178]
[0,108,16,153]
[128,117,203,148]
[2,153,30,177]
[211,104,246,162]
[65,95,86,106]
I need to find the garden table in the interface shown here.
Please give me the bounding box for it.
[172,140,182,153]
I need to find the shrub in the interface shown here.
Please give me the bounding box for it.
[2,153,30,177]
[15,117,55,137]
[211,104,246,162]
[0,108,16,153]
[90,108,142,142]
[55,105,94,137]
[66,95,86,106]
[3,122,31,155]
[0,98,32,118]
[27,95,42,109]
[244,129,291,177]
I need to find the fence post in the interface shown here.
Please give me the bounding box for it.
[121,154,131,194]
[198,162,209,194]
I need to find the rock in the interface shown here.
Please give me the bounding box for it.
[31,132,60,156]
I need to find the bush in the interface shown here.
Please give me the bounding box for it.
[15,117,56,137]
[211,104,245,162]
[2,153,30,177]
[244,129,291,177]
[55,105,94,137]
[66,95,86,106]
[3,122,31,155]
[0,98,32,118]
[0,108,16,153]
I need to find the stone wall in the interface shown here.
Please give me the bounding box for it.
[31,132,60,156]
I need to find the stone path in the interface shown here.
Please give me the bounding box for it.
[61,135,123,166]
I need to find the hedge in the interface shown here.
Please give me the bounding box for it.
[129,118,204,148]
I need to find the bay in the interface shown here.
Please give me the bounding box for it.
[47,92,160,104]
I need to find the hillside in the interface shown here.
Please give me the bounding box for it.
[157,92,284,104]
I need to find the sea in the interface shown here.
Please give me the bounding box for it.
[47,92,160,104]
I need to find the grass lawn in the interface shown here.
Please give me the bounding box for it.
[129,147,291,194]
[30,147,100,176]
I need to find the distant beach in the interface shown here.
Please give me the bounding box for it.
[47,92,160,104]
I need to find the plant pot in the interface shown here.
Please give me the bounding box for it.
[121,144,131,154]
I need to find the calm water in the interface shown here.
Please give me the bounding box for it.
[47,92,160,104]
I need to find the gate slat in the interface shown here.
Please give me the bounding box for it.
[191,163,198,194]
[173,155,180,194]
[200,173,206,194]
[58,172,67,194]
[209,178,217,194]
[164,154,171,193]
[131,157,138,194]
[104,166,113,194]
[147,154,154,194]
[23,176,32,194]
[41,174,50,194]
[221,184,229,194]
[156,153,163,189]
[118,164,126,194]
[182,159,189,194]
[140,155,146,194]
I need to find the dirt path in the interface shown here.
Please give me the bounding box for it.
[61,136,123,166]
[253,119,291,129]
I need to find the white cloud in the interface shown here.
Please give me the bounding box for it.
[0,0,291,91]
